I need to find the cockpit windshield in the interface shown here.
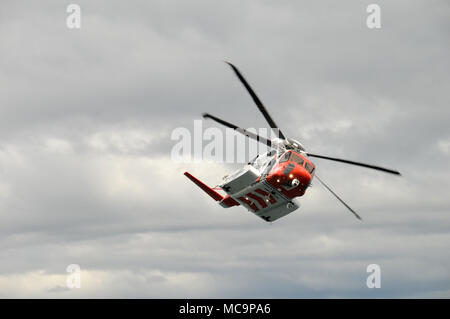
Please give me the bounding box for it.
[279,151,315,174]
[289,152,304,166]
[279,151,304,166]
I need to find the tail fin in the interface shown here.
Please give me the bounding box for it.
[184,172,239,207]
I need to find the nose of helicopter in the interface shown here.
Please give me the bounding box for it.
[268,162,312,192]
[288,165,311,186]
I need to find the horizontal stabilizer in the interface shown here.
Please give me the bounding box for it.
[184,172,223,201]
[184,172,239,207]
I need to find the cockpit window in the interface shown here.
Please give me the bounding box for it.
[289,152,305,166]
[280,150,314,174]
[280,151,306,166]
[279,152,290,163]
[305,162,315,174]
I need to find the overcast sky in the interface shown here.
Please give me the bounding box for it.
[0,0,449,298]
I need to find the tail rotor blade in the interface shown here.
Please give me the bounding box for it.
[315,174,362,220]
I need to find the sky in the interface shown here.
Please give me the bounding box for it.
[0,0,449,298]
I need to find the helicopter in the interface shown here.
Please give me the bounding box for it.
[184,62,401,222]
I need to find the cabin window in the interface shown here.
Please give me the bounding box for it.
[279,152,290,163]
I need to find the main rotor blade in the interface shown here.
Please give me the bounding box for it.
[225,61,286,139]
[306,153,401,176]
[202,113,274,147]
[315,174,362,220]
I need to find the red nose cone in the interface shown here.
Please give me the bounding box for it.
[266,162,312,198]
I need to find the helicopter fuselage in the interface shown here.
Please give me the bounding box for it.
[211,150,316,221]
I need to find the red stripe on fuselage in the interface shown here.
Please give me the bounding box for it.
[247,193,268,209]
[255,189,277,204]
[238,197,259,212]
